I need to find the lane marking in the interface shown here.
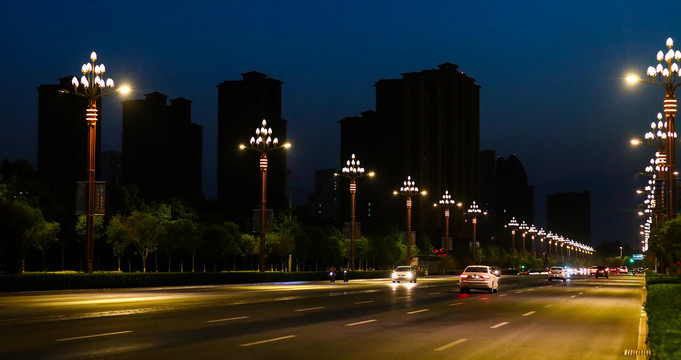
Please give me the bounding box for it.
[522,311,536,317]
[570,295,577,298]
[206,316,250,323]
[544,304,553,308]
[449,302,463,306]
[56,330,132,342]
[240,335,297,347]
[499,294,508,297]
[295,306,325,312]
[527,288,535,291]
[490,322,509,329]
[515,291,523,294]
[479,297,489,301]
[345,319,377,327]
[434,338,468,351]
[407,309,430,314]
[354,300,374,305]
[429,292,441,295]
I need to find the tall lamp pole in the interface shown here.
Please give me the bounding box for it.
[506,217,519,254]
[467,201,483,263]
[433,191,460,255]
[336,154,374,270]
[393,176,427,264]
[519,221,529,253]
[240,119,291,272]
[61,51,129,273]
[627,37,681,219]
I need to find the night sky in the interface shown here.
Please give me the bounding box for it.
[1,1,678,248]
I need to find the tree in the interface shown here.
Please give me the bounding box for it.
[106,214,130,271]
[651,216,681,273]
[126,207,169,272]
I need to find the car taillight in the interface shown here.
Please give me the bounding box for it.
[460,274,469,279]
[482,274,491,279]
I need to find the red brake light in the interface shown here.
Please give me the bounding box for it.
[460,274,469,279]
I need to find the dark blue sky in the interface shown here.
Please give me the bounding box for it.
[1,1,678,248]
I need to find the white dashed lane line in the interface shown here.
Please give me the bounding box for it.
[56,330,133,342]
[522,311,536,317]
[449,302,463,306]
[240,335,297,347]
[345,319,377,327]
[490,322,509,329]
[434,338,468,351]
[407,309,430,315]
[295,306,325,312]
[206,316,250,323]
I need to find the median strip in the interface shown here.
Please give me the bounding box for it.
[240,335,297,347]
[434,338,468,351]
[345,319,377,327]
[490,322,509,329]
[56,330,132,342]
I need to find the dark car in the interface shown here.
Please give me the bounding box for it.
[594,265,609,278]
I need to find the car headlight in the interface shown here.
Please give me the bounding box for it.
[406,272,412,279]
[392,272,397,279]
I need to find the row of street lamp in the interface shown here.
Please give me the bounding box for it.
[505,217,594,262]
[628,37,681,253]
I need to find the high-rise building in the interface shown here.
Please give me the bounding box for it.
[217,71,288,218]
[547,191,591,245]
[121,92,203,202]
[340,63,480,245]
[496,154,534,225]
[37,77,100,213]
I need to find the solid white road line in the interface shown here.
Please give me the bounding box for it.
[240,335,297,347]
[206,316,250,323]
[407,309,430,314]
[522,311,536,317]
[345,319,377,327]
[295,306,325,312]
[354,300,374,305]
[56,330,132,342]
[434,338,468,351]
[490,322,509,329]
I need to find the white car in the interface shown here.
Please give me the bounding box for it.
[548,266,567,281]
[392,266,417,283]
[459,265,498,293]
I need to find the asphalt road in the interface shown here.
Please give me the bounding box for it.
[0,273,647,359]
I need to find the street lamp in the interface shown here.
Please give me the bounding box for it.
[61,51,129,273]
[393,176,427,264]
[527,225,538,257]
[239,119,291,272]
[506,217,519,254]
[627,37,681,219]
[433,191,460,255]
[519,221,529,253]
[467,201,483,263]
[336,154,374,270]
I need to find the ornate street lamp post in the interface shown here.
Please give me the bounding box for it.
[527,225,538,257]
[519,221,529,253]
[467,201,483,263]
[61,51,129,273]
[336,154,374,270]
[240,119,291,272]
[393,176,427,264]
[627,37,681,219]
[433,191,461,255]
[506,217,519,254]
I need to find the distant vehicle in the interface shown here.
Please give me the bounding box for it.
[590,266,598,275]
[392,266,417,283]
[619,266,629,274]
[594,265,609,278]
[491,266,502,278]
[633,267,645,275]
[548,266,567,281]
[460,265,499,294]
